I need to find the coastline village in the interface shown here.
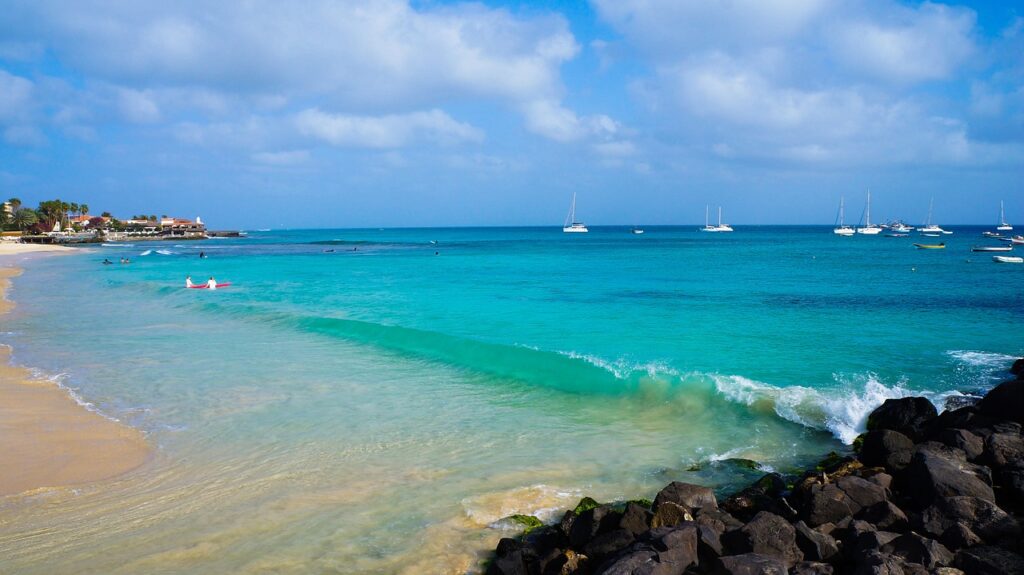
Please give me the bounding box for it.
[0,197,232,244]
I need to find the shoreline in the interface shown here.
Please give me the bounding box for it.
[484,363,1024,574]
[0,242,77,256]
[0,264,150,497]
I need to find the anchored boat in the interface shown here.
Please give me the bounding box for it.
[562,193,588,233]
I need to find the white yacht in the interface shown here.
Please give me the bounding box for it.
[701,206,733,232]
[856,191,883,235]
[997,200,1013,232]
[562,193,588,233]
[890,221,914,233]
[833,196,854,235]
[919,198,948,235]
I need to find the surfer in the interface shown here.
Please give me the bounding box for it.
[186,276,193,288]
[206,277,217,290]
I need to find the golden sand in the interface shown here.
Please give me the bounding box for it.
[0,242,74,255]
[0,266,149,497]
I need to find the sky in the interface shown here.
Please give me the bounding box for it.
[1,0,1022,228]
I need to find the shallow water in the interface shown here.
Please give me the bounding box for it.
[1,226,1020,573]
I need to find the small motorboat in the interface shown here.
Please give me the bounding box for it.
[631,228,644,234]
[886,233,908,237]
[972,245,1013,252]
[993,255,1023,263]
[982,231,1003,238]
[914,243,945,249]
[1010,236,1024,245]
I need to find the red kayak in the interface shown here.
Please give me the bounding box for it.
[187,283,232,289]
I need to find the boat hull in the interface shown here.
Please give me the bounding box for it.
[993,256,1023,263]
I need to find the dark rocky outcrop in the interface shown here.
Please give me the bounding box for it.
[485,358,1024,575]
[721,511,802,566]
[859,430,915,470]
[866,397,938,440]
[652,482,718,514]
[716,553,788,575]
[954,545,1024,575]
[976,379,1024,425]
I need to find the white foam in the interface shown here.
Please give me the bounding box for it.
[139,249,153,256]
[101,243,133,247]
[558,350,680,380]
[946,350,1017,369]
[712,373,921,445]
[155,249,173,255]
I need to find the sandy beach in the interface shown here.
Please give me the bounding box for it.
[0,241,76,256]
[0,265,149,497]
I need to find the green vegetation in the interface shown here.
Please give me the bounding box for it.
[572,496,600,515]
[507,514,544,535]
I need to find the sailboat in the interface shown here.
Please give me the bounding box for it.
[562,193,588,233]
[833,196,854,235]
[919,197,948,235]
[701,206,733,232]
[856,191,882,235]
[997,200,1013,232]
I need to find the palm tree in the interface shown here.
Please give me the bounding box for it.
[12,209,37,231]
[0,207,9,230]
[80,203,89,217]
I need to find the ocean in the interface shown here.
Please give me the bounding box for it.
[1,226,1021,573]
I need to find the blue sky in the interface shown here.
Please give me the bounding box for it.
[1,0,1022,228]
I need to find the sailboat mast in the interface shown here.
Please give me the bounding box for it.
[718,206,722,227]
[705,205,709,228]
[840,196,845,225]
[1000,200,1005,225]
[866,191,871,226]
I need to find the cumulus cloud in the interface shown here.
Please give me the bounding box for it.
[295,108,484,148]
[593,0,1009,168]
[829,3,976,83]
[0,1,613,147]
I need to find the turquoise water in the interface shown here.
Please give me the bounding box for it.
[1,226,1021,573]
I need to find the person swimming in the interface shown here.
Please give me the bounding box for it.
[199,251,206,258]
[206,276,217,290]
[103,258,112,265]
[186,275,193,288]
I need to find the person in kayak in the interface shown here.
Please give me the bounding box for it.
[186,276,194,288]
[206,276,217,290]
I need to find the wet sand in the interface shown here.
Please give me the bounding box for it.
[0,266,150,496]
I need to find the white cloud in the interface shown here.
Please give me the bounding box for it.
[251,149,310,166]
[118,89,161,123]
[1,1,613,145]
[593,0,828,56]
[295,108,483,148]
[829,3,976,83]
[0,70,34,122]
[521,99,621,142]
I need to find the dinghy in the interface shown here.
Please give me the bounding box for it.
[993,255,1023,263]
[914,243,945,249]
[972,246,1013,252]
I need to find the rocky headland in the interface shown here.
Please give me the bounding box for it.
[485,359,1024,575]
